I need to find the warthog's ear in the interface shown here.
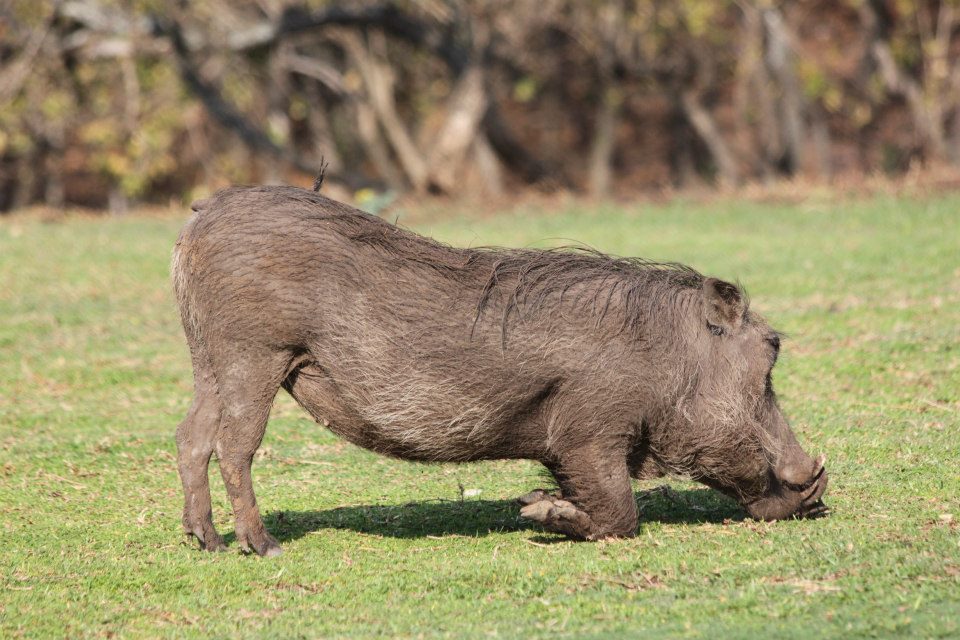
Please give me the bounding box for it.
[702,278,746,334]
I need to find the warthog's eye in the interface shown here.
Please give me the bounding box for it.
[764,334,780,396]
[766,334,781,362]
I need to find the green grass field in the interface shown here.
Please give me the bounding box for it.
[1,193,958,638]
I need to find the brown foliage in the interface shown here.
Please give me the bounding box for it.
[2,1,960,210]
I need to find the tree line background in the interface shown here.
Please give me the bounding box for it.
[2,0,960,212]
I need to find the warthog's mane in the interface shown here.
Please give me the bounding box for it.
[211,186,707,340]
[470,249,704,340]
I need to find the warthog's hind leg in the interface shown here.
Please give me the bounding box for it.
[211,348,292,557]
[521,443,637,540]
[176,353,226,552]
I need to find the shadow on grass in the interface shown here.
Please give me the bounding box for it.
[263,485,747,542]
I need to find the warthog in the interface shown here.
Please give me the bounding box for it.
[172,186,828,556]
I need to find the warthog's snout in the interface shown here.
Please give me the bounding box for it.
[745,454,829,521]
[792,459,829,519]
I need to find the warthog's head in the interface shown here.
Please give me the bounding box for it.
[663,277,829,521]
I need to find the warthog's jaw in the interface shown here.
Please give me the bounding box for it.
[743,456,830,521]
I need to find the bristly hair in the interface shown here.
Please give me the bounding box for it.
[472,247,705,347]
[195,186,709,347]
[312,157,329,192]
[274,185,708,342]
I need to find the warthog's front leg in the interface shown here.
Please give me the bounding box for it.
[520,443,637,540]
[519,492,596,538]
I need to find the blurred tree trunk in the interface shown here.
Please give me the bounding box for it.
[736,2,778,182]
[763,7,807,176]
[680,89,741,188]
[265,42,293,184]
[861,0,950,163]
[470,133,504,196]
[670,101,702,189]
[354,99,406,190]
[588,84,620,197]
[425,64,489,193]
[338,30,430,190]
[810,107,833,179]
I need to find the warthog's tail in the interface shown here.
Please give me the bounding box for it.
[171,202,208,348]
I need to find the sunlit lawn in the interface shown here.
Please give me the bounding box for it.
[1,192,958,638]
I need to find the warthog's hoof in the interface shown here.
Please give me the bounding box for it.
[238,531,282,557]
[204,535,228,553]
[184,526,228,553]
[519,493,596,540]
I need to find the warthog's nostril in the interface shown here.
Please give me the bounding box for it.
[798,499,830,519]
[796,465,829,519]
[800,474,824,503]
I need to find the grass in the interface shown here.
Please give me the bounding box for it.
[1,193,958,638]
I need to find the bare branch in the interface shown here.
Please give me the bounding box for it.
[0,17,51,105]
[157,17,318,176]
[680,90,741,188]
[284,52,347,96]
